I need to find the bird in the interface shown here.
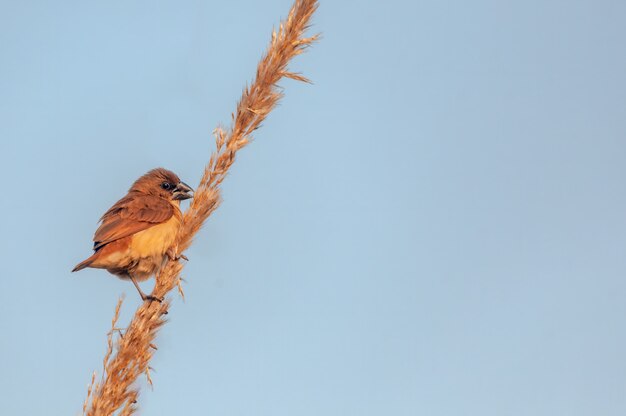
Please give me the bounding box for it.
[72,168,193,302]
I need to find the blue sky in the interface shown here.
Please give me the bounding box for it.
[1,1,625,415]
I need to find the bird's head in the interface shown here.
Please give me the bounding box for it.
[130,168,194,202]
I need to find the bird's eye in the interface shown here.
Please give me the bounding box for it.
[161,182,172,190]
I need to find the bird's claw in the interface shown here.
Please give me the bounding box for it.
[142,294,163,303]
[167,249,188,262]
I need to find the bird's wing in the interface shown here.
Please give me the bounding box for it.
[93,193,174,250]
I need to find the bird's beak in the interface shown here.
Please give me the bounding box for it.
[173,181,194,200]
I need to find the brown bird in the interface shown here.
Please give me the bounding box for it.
[73,168,193,302]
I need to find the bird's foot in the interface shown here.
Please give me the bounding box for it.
[167,249,188,262]
[141,294,163,303]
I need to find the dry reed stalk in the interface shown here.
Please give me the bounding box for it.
[82,1,318,414]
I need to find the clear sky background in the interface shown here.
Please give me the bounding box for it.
[1,1,625,415]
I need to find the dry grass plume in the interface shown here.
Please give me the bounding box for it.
[82,0,319,414]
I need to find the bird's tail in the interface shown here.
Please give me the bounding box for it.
[72,256,95,272]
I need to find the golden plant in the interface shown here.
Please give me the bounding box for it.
[82,1,319,414]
